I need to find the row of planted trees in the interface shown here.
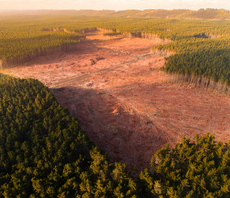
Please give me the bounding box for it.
[1,74,230,197]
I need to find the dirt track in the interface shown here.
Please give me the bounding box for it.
[7,31,230,172]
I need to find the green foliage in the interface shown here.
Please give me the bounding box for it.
[164,49,230,85]
[0,74,138,197]
[0,16,84,60]
[139,134,230,197]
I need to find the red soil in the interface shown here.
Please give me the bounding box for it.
[7,31,230,172]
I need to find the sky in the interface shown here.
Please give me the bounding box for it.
[0,0,230,11]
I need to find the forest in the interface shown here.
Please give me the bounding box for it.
[0,74,137,197]
[1,74,230,197]
[2,9,230,20]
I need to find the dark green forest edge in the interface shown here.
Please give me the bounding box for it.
[1,74,230,197]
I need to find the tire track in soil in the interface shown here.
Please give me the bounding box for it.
[49,52,152,89]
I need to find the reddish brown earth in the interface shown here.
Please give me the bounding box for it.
[6,31,230,172]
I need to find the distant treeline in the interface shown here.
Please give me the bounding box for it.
[1,74,230,197]
[0,15,229,58]
[2,8,230,20]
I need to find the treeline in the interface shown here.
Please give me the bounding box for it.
[163,49,230,85]
[126,8,230,20]
[160,38,230,87]
[1,42,81,69]
[0,16,84,61]
[2,9,230,20]
[1,74,230,197]
[1,14,230,60]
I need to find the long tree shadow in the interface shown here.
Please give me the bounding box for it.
[50,85,168,173]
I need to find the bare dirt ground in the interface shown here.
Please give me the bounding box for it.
[6,31,230,172]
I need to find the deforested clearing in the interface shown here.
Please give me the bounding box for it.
[7,30,230,171]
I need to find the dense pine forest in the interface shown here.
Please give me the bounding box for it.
[0,74,138,197]
[1,74,230,197]
[0,17,85,61]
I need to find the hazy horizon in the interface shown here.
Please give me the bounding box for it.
[0,0,229,12]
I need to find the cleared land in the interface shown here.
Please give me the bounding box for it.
[6,31,230,171]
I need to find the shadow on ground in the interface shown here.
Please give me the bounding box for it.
[50,86,168,173]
